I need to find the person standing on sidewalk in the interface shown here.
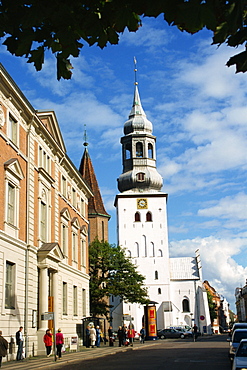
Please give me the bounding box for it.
[95,326,101,348]
[127,326,135,347]
[89,325,96,348]
[15,326,23,361]
[192,324,198,341]
[117,326,123,347]
[0,331,8,368]
[43,329,52,357]
[56,328,64,359]
[140,327,146,344]
[108,326,114,347]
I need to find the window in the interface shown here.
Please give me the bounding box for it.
[102,221,105,241]
[5,261,15,309]
[148,143,153,158]
[158,249,163,257]
[136,142,143,157]
[81,238,86,267]
[146,212,152,222]
[61,224,68,257]
[125,143,132,159]
[72,232,78,263]
[72,188,76,207]
[155,270,158,280]
[40,201,47,242]
[8,115,17,145]
[182,298,190,312]
[39,146,51,174]
[73,286,78,316]
[82,289,86,317]
[150,242,155,257]
[135,242,139,258]
[135,212,141,222]
[61,176,67,197]
[137,172,145,182]
[7,182,15,225]
[158,288,161,295]
[80,198,85,217]
[62,282,67,315]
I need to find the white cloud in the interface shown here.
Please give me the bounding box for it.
[198,192,247,221]
[169,236,247,308]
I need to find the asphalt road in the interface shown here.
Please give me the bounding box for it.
[53,335,231,370]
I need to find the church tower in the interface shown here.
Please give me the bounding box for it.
[79,138,111,243]
[114,74,172,330]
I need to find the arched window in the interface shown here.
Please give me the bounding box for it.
[148,143,153,158]
[182,298,190,312]
[142,235,147,257]
[135,242,139,258]
[135,212,141,222]
[155,270,158,280]
[127,250,131,257]
[158,288,161,295]
[146,212,152,222]
[125,143,132,159]
[149,242,155,257]
[136,142,143,157]
[158,249,163,257]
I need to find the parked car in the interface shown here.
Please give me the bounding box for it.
[232,339,247,370]
[157,328,189,339]
[228,329,247,360]
[230,323,247,337]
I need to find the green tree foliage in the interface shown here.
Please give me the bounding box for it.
[89,239,149,318]
[1,0,247,79]
[206,290,218,323]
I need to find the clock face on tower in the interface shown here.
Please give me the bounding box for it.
[137,198,148,209]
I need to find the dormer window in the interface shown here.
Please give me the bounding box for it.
[137,172,145,182]
[136,142,143,158]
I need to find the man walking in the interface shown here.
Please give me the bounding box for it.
[16,326,23,361]
[0,331,8,367]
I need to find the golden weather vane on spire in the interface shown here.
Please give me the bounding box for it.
[134,56,138,86]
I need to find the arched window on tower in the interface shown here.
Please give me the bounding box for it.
[182,298,190,312]
[148,143,153,159]
[158,249,163,257]
[136,142,143,158]
[125,143,132,160]
[135,212,141,222]
[127,250,131,258]
[155,270,158,280]
[146,212,152,222]
[135,242,139,257]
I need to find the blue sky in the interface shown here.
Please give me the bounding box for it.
[1,15,247,311]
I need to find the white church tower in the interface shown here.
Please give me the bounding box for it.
[114,76,172,331]
[112,66,211,335]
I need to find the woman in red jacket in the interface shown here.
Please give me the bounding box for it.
[43,329,53,357]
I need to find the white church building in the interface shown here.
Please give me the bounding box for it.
[111,83,211,335]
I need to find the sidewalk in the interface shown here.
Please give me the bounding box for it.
[2,340,158,370]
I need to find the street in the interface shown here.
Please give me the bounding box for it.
[53,335,230,370]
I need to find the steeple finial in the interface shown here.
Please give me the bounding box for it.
[83,124,88,147]
[134,56,138,86]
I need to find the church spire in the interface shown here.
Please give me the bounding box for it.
[117,60,163,193]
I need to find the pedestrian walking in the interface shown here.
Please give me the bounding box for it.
[55,328,64,359]
[0,331,8,368]
[122,325,127,345]
[140,326,146,344]
[108,326,114,347]
[127,326,135,347]
[15,326,24,361]
[85,325,90,348]
[117,326,123,347]
[193,324,198,342]
[43,329,52,357]
[89,325,96,348]
[95,326,101,347]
